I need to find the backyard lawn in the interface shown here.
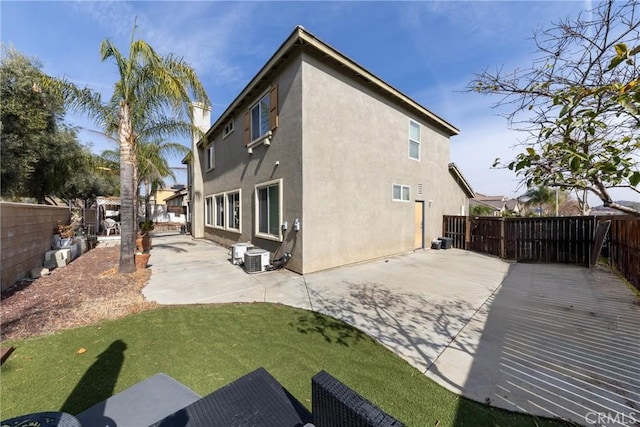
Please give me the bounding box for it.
[0,303,571,426]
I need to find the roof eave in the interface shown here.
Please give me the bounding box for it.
[448,163,475,198]
[197,26,459,148]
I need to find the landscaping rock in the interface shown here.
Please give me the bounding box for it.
[30,267,50,279]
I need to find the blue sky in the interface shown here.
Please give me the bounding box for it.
[4,0,633,204]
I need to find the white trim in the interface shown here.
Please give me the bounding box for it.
[392,184,411,202]
[226,189,242,234]
[204,195,214,227]
[206,145,215,171]
[213,193,225,230]
[409,120,421,161]
[206,189,242,233]
[254,178,283,242]
[249,91,271,144]
[247,130,272,154]
[222,120,235,139]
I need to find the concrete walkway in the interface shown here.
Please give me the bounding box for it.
[142,233,640,426]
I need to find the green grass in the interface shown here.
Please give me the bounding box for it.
[1,304,570,426]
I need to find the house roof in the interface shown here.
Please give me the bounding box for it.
[505,199,521,211]
[197,26,458,148]
[448,163,475,198]
[473,193,507,202]
[164,188,188,202]
[469,199,501,211]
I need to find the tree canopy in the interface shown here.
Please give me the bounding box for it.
[470,0,639,216]
[1,46,117,204]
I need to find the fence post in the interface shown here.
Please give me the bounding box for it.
[465,216,471,250]
[500,218,505,258]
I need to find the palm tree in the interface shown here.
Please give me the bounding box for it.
[521,185,556,216]
[103,139,188,221]
[47,27,209,273]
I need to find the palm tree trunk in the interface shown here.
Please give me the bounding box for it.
[118,102,137,273]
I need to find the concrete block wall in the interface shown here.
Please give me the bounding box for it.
[1,202,70,291]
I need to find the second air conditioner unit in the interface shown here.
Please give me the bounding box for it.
[244,249,270,273]
[231,243,254,265]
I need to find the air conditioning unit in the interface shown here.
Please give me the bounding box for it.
[231,243,254,265]
[244,249,270,273]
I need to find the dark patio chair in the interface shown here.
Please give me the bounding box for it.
[312,370,405,427]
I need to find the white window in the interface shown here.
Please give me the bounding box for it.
[409,121,420,160]
[227,191,241,232]
[251,93,271,141]
[255,179,282,241]
[205,196,214,226]
[392,184,410,202]
[223,120,234,138]
[206,145,215,170]
[206,190,241,232]
[214,194,225,228]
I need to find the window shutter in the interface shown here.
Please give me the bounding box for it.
[243,111,250,146]
[269,85,279,131]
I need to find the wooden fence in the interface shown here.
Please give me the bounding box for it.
[443,215,640,292]
[607,217,640,291]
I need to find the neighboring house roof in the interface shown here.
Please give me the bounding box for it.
[164,188,188,203]
[472,193,508,210]
[590,202,637,215]
[448,163,475,198]
[151,188,181,204]
[181,152,192,165]
[473,193,507,202]
[504,198,521,211]
[469,199,501,212]
[197,25,458,149]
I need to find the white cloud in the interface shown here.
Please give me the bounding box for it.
[71,1,141,40]
[72,1,257,87]
[139,2,256,85]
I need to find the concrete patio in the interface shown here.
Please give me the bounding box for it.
[143,233,640,426]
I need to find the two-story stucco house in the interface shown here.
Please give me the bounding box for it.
[187,26,474,274]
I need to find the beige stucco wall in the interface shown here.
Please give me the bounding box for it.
[0,202,70,291]
[197,49,468,274]
[152,189,176,205]
[200,54,305,273]
[300,52,466,273]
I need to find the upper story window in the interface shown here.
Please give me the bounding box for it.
[244,86,278,147]
[223,120,234,138]
[206,145,215,170]
[409,121,420,160]
[392,184,410,202]
[251,93,271,141]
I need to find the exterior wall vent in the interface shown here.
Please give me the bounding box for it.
[418,184,423,196]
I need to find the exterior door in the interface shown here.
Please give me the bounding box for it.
[414,201,424,249]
